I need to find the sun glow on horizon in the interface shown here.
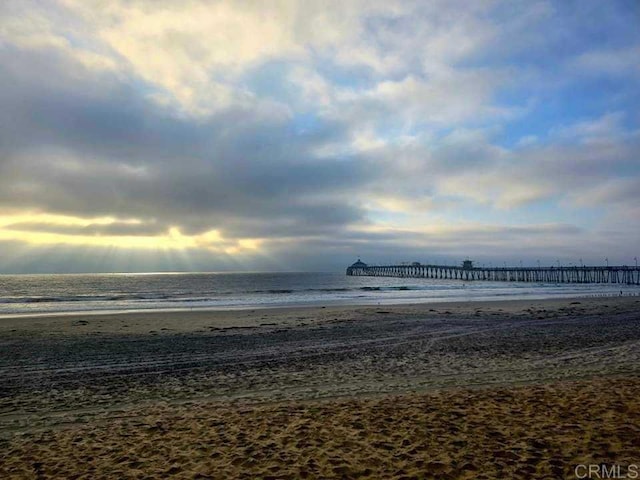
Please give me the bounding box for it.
[0,212,262,255]
[0,212,142,228]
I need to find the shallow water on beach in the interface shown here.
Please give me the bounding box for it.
[0,271,638,316]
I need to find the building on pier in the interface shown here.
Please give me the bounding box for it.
[349,259,367,269]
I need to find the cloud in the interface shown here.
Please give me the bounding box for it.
[338,69,515,129]
[3,220,165,237]
[571,45,640,77]
[0,34,371,246]
[57,0,414,115]
[551,112,629,143]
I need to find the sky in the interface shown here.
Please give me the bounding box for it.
[0,0,639,273]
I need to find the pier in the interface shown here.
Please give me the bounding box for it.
[346,260,640,285]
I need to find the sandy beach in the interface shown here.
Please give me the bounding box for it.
[2,296,640,478]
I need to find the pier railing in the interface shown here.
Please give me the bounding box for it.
[346,264,640,285]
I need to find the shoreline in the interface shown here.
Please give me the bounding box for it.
[2,294,639,335]
[2,287,638,320]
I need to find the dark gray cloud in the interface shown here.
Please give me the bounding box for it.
[0,43,372,240]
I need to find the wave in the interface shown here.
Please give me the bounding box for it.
[2,283,519,307]
[0,293,175,304]
[360,286,415,291]
[0,285,441,305]
[252,289,294,294]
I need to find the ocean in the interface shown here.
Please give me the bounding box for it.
[1,272,639,317]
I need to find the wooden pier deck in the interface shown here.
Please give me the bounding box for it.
[346,262,640,285]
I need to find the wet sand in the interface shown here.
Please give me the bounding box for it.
[1,296,640,478]
[2,295,638,335]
